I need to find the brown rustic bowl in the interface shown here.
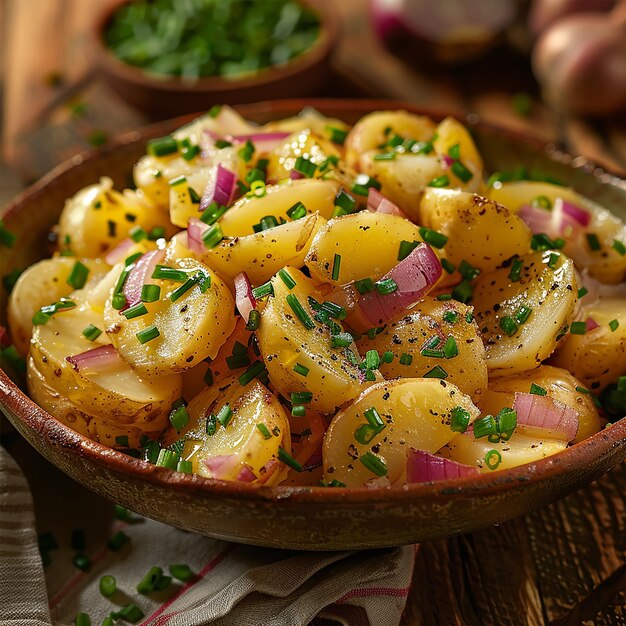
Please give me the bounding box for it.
[92,0,338,118]
[1,99,625,551]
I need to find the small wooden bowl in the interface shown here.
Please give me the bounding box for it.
[1,99,625,550]
[92,0,338,118]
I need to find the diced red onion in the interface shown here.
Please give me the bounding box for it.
[187,217,210,255]
[66,344,122,373]
[105,238,135,265]
[367,188,408,218]
[358,242,442,326]
[290,169,305,180]
[234,272,257,323]
[122,249,165,310]
[585,317,600,331]
[0,326,11,349]
[561,199,591,227]
[200,164,236,212]
[518,203,555,235]
[203,454,240,479]
[236,464,257,482]
[513,392,579,442]
[441,154,455,168]
[518,197,590,238]
[406,448,479,483]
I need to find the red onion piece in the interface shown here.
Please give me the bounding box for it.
[0,325,11,349]
[203,454,240,479]
[200,164,236,212]
[105,238,135,265]
[236,464,257,482]
[406,448,478,483]
[290,169,305,180]
[518,197,590,238]
[66,345,122,373]
[441,154,455,168]
[187,217,210,255]
[358,242,442,326]
[513,392,579,442]
[366,188,408,218]
[585,317,600,331]
[518,203,554,235]
[122,249,165,310]
[561,199,591,227]
[234,272,257,323]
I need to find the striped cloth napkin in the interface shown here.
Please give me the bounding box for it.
[0,445,415,626]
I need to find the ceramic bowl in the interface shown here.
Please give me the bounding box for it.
[92,1,338,118]
[1,99,625,550]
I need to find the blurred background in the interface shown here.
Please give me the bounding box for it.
[1,0,625,206]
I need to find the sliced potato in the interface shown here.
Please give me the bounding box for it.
[478,365,601,443]
[256,267,363,414]
[57,178,174,258]
[358,298,488,402]
[8,257,107,356]
[104,257,235,376]
[418,189,532,276]
[218,179,340,237]
[170,376,291,484]
[550,297,626,391]
[323,378,479,486]
[263,109,350,138]
[472,251,578,375]
[440,432,567,472]
[200,213,324,285]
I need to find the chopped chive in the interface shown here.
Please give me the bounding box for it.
[256,423,272,440]
[202,223,224,249]
[497,407,517,434]
[152,265,188,282]
[443,311,459,324]
[514,305,532,325]
[466,312,474,323]
[473,415,497,438]
[137,565,163,594]
[177,460,192,474]
[141,284,161,302]
[169,405,189,430]
[570,321,587,335]
[319,301,347,320]
[206,414,217,436]
[354,424,380,444]
[278,269,296,289]
[374,152,396,161]
[75,613,90,626]
[326,125,348,144]
[238,139,255,163]
[451,279,473,303]
[238,360,266,386]
[99,575,117,598]
[531,233,564,251]
[245,309,261,331]
[251,281,274,300]
[147,136,178,157]
[293,362,309,377]
[170,277,197,302]
[443,336,458,358]
[381,350,394,363]
[330,333,353,348]
[458,260,480,281]
[375,278,398,295]
[547,252,560,269]
[291,405,306,417]
[67,261,90,289]
[209,104,221,118]
[532,195,552,210]
[253,215,279,232]
[188,187,201,203]
[451,160,473,182]
[200,202,228,225]
[419,227,448,249]
[437,294,452,301]
[122,303,148,319]
[441,258,456,274]
[156,449,179,470]
[334,188,357,213]
[359,451,387,477]
[500,316,519,337]
[530,383,547,396]
[115,435,129,447]
[508,258,523,282]
[424,365,448,379]
[0,221,16,248]
[427,175,449,188]
[107,530,129,552]
[577,286,588,298]
[286,294,315,329]
[450,406,471,433]
[351,173,381,196]
[113,604,144,623]
[331,254,341,281]
[136,325,159,344]
[609,319,619,332]
[294,156,316,177]
[129,226,147,242]
[278,447,302,472]
[73,553,91,572]
[586,233,601,251]
[364,407,384,429]
[484,450,502,470]
[354,278,375,294]
[148,226,166,241]
[365,350,380,370]
[421,347,445,358]
[398,240,419,261]
[82,324,102,341]
[613,239,626,255]
[286,201,307,220]
[399,352,413,366]
[423,335,442,350]
[182,144,199,162]
[169,175,187,187]
[170,563,194,582]
[290,391,313,404]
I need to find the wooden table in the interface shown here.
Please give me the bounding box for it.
[2,1,625,623]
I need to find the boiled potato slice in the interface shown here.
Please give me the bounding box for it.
[551,297,626,392]
[488,181,626,284]
[305,211,422,285]
[478,365,601,443]
[358,298,488,402]
[418,189,532,276]
[344,110,436,169]
[57,177,173,258]
[172,376,291,484]
[256,267,363,414]
[218,179,340,237]
[323,378,479,487]
[104,257,235,376]
[8,257,106,356]
[200,213,324,285]
[472,251,578,375]
[263,109,350,137]
[441,432,567,472]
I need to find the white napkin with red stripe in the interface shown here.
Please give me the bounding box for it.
[0,445,415,626]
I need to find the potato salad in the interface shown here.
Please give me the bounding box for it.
[6,106,625,488]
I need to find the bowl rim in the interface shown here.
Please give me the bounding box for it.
[92,0,338,94]
[1,97,625,506]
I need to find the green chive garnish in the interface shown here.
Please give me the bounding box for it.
[613,239,626,255]
[136,325,159,344]
[238,139,255,163]
[364,407,384,429]
[398,240,419,262]
[577,287,588,299]
[473,415,497,438]
[73,553,91,572]
[331,254,341,281]
[530,383,547,396]
[450,406,471,433]
[176,460,192,474]
[170,277,197,302]
[238,360,266,386]
[129,226,147,242]
[290,391,313,404]
[291,405,306,417]
[424,365,448,379]
[451,280,473,303]
[443,336,458,358]
[156,449,179,470]
[286,201,307,220]
[293,362,309,377]
[451,160,473,182]
[365,350,380,370]
[75,613,91,626]
[330,333,353,348]
[99,575,117,598]
[427,175,449,188]
[497,407,517,434]
[141,284,161,302]
[484,450,502,470]
[609,319,619,332]
[354,424,380,444]
[500,316,519,337]
[286,294,315,329]
[256,423,272,440]
[570,321,587,335]
[375,278,398,295]
[169,404,189,430]
[443,311,459,324]
[206,414,217,436]
[359,451,387,477]
[351,173,381,196]
[152,265,188,282]
[419,227,448,249]
[294,156,316,177]
[170,563,194,582]
[114,604,144,623]
[278,447,302,472]
[245,309,261,331]
[67,261,90,289]
[514,305,532,325]
[111,293,127,310]
[147,136,178,157]
[252,280,274,300]
[122,303,148,319]
[334,188,357,213]
[381,351,394,363]
[82,324,102,341]
[200,202,228,225]
[216,404,233,428]
[441,258,456,274]
[354,278,375,294]
[586,233,601,251]
[458,260,480,281]
[508,258,523,282]
[278,269,296,289]
[202,223,224,249]
[107,530,129,552]
[326,126,348,144]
